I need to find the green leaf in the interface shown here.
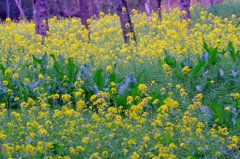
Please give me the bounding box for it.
[192,59,205,77]
[50,54,56,60]
[50,54,64,80]
[41,53,49,69]
[164,50,177,68]
[227,41,239,62]
[209,101,224,124]
[33,55,42,67]
[66,58,78,82]
[109,72,116,82]
[136,70,146,82]
[0,64,6,74]
[93,69,105,91]
[130,84,139,97]
[203,40,220,65]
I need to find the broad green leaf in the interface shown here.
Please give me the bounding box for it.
[93,68,104,91]
[192,59,205,77]
[209,101,224,125]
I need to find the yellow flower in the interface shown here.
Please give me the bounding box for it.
[176,84,181,89]
[26,144,35,156]
[77,146,85,151]
[38,74,44,80]
[2,80,9,86]
[111,87,117,94]
[224,106,231,111]
[0,103,6,109]
[37,141,43,152]
[69,147,77,155]
[143,135,150,142]
[102,150,108,157]
[24,78,30,83]
[125,23,130,29]
[215,151,221,157]
[61,94,71,102]
[127,96,134,105]
[6,18,11,23]
[163,64,171,72]
[218,126,229,135]
[54,94,60,99]
[152,99,159,105]
[45,142,54,149]
[72,19,77,25]
[4,69,12,76]
[110,82,116,87]
[180,143,185,148]
[138,84,148,95]
[158,104,168,113]
[182,66,191,74]
[231,135,239,144]
[127,139,136,145]
[122,7,126,13]
[12,73,19,79]
[99,12,105,18]
[131,152,140,159]
[169,143,177,149]
[106,65,113,72]
[132,9,137,15]
[0,133,7,140]
[77,100,86,110]
[82,137,89,144]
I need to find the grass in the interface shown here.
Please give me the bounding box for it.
[207,0,240,18]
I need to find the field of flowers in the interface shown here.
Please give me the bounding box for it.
[0,7,239,158]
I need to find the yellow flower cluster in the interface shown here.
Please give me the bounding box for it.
[0,9,239,69]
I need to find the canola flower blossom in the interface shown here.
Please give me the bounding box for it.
[0,91,239,158]
[0,9,239,68]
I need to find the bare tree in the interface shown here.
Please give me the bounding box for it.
[179,0,191,21]
[156,0,162,21]
[210,0,213,7]
[79,0,90,29]
[167,0,171,12]
[14,0,25,20]
[6,0,10,18]
[89,0,103,18]
[32,0,49,42]
[56,0,90,29]
[144,0,152,22]
[115,0,136,44]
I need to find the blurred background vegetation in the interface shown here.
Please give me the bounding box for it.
[0,0,239,21]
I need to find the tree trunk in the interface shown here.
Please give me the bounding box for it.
[14,0,25,20]
[56,0,80,17]
[144,0,152,22]
[179,0,191,21]
[167,0,170,12]
[32,0,49,42]
[79,0,90,29]
[56,0,90,29]
[89,0,103,18]
[115,0,136,44]
[210,0,213,7]
[6,0,10,18]
[156,0,162,21]
[14,0,20,20]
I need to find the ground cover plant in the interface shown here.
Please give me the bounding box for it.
[0,4,239,159]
